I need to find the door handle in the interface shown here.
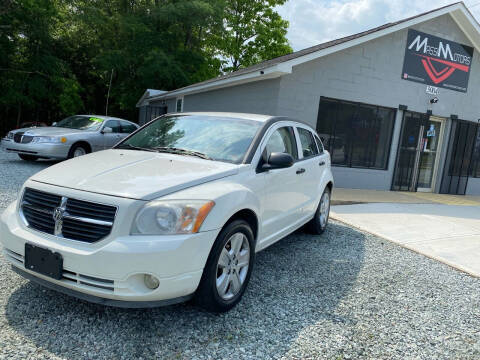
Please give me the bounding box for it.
[296,168,306,174]
[319,161,326,166]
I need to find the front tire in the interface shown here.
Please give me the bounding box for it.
[68,143,90,158]
[195,220,255,313]
[307,187,331,234]
[18,154,38,161]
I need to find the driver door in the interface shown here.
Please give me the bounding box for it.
[102,120,123,149]
[258,124,305,245]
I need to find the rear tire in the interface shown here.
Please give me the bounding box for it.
[307,187,331,234]
[18,154,38,161]
[195,220,255,313]
[68,143,90,158]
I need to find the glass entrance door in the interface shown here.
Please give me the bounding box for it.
[392,112,445,192]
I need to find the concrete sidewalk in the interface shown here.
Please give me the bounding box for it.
[332,188,480,206]
[331,202,480,277]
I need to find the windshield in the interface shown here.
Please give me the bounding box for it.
[54,115,104,130]
[117,115,262,164]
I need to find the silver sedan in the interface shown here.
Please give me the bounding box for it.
[1,115,139,161]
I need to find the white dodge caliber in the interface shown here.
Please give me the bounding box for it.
[0,112,333,312]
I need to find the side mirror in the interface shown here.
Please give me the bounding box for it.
[52,122,57,126]
[102,127,113,134]
[261,152,294,171]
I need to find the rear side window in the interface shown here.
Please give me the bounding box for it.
[120,121,138,134]
[298,128,319,158]
[265,127,298,160]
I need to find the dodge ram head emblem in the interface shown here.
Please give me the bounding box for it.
[53,207,64,222]
[52,197,68,236]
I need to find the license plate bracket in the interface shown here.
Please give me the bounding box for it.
[24,243,63,280]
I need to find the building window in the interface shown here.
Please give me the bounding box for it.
[317,97,396,170]
[471,126,480,178]
[176,97,183,112]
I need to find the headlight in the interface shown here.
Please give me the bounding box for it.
[31,136,67,143]
[132,200,215,235]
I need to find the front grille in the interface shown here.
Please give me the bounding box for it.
[13,132,33,144]
[13,133,23,143]
[22,188,61,234]
[4,249,114,292]
[62,270,114,292]
[66,198,117,222]
[4,249,24,266]
[21,188,117,243]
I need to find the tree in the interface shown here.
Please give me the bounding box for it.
[0,0,83,130]
[0,0,292,129]
[216,0,292,72]
[64,0,225,119]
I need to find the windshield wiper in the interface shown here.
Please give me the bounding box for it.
[116,143,155,152]
[152,147,212,160]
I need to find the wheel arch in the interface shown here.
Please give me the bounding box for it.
[221,208,259,243]
[326,181,333,192]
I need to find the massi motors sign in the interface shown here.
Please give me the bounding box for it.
[402,29,474,93]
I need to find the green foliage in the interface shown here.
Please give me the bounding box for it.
[217,0,292,72]
[0,0,292,132]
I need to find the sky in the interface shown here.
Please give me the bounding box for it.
[276,0,480,51]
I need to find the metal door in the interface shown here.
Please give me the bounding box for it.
[392,112,445,192]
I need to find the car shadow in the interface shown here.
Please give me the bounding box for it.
[5,221,365,359]
[8,158,60,166]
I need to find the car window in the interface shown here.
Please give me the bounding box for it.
[120,121,137,134]
[53,115,103,131]
[118,115,261,164]
[314,134,324,153]
[298,128,319,158]
[265,127,298,160]
[104,120,122,133]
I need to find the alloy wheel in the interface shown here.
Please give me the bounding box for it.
[73,147,86,157]
[319,191,330,228]
[216,232,250,300]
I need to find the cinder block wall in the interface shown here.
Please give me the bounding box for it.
[275,14,480,190]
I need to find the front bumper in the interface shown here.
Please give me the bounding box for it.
[1,138,70,159]
[0,196,220,306]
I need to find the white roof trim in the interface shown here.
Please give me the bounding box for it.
[148,2,479,102]
[450,6,480,51]
[148,65,291,101]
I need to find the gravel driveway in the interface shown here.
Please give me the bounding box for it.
[0,151,479,359]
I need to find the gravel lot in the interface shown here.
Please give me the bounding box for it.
[0,151,479,359]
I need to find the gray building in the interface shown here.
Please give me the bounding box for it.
[137,2,480,196]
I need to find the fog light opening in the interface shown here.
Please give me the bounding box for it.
[144,274,159,289]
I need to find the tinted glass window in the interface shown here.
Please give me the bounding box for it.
[317,98,395,169]
[120,121,137,134]
[265,127,298,160]
[54,115,103,131]
[471,126,480,178]
[104,120,122,133]
[298,128,319,158]
[119,115,261,164]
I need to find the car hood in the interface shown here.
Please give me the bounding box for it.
[13,127,88,136]
[31,149,239,200]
